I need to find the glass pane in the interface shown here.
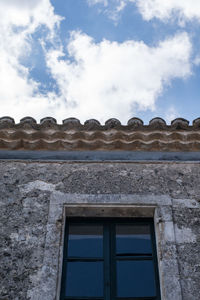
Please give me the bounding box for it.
[67,224,103,257]
[117,260,156,297]
[116,225,152,254]
[65,261,103,297]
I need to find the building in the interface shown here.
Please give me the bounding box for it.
[0,116,200,300]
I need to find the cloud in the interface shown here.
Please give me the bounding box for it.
[107,1,128,23]
[87,0,108,6]
[0,0,61,32]
[0,1,194,123]
[86,0,129,22]
[88,0,200,24]
[165,106,179,124]
[44,31,192,123]
[0,0,63,121]
[133,0,200,23]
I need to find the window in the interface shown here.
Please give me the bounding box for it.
[60,218,161,300]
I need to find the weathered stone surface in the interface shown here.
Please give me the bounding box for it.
[173,207,200,300]
[0,161,200,299]
[0,170,49,299]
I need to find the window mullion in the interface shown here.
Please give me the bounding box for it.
[110,222,116,300]
[104,223,111,300]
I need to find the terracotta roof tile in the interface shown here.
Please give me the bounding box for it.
[0,117,199,151]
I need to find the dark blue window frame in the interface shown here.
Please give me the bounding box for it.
[60,218,161,300]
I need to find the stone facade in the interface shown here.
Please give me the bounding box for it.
[0,116,200,300]
[0,160,200,300]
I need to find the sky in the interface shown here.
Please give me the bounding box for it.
[1,0,200,124]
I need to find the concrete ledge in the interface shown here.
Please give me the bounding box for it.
[1,150,200,161]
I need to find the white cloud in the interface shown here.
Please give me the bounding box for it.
[44,31,192,123]
[86,0,129,22]
[0,0,61,34]
[0,0,64,121]
[134,0,200,22]
[87,0,108,7]
[107,1,128,23]
[0,1,194,123]
[194,56,200,66]
[165,106,179,124]
[88,0,200,24]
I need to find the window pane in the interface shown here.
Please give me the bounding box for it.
[65,261,104,297]
[67,224,103,257]
[116,260,156,297]
[116,225,152,254]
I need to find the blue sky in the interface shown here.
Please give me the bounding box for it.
[1,0,200,124]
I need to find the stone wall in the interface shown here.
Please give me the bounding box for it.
[0,161,200,300]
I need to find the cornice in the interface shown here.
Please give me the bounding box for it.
[0,117,200,151]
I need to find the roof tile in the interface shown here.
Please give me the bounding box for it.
[0,117,199,151]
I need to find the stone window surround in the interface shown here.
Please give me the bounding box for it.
[32,194,182,300]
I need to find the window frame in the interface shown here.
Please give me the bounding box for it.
[60,217,161,300]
